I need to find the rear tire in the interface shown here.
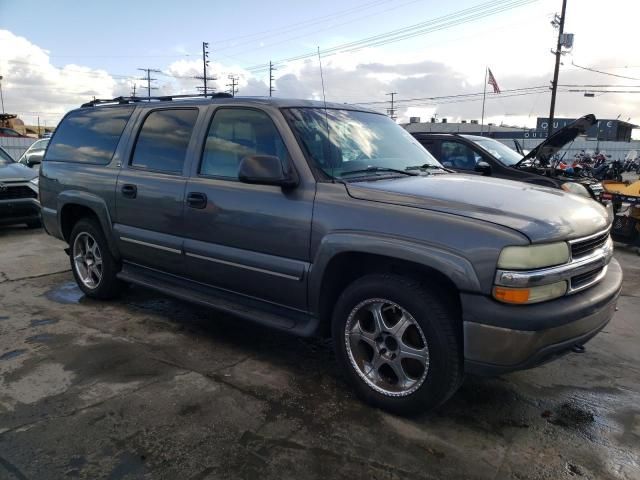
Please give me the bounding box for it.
[332,274,463,415]
[69,218,122,299]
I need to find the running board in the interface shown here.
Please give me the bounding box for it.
[117,263,318,335]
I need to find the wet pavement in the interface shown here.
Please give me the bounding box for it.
[0,226,639,479]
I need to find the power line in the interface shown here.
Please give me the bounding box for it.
[570,61,640,81]
[215,0,424,59]
[244,0,538,73]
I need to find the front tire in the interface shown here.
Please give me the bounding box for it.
[69,218,122,299]
[332,274,463,415]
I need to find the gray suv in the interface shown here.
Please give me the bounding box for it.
[40,95,622,413]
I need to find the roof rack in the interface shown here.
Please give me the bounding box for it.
[81,92,233,108]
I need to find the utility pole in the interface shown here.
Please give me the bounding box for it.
[269,61,276,97]
[131,83,137,97]
[227,75,239,97]
[386,92,397,121]
[548,0,568,138]
[137,68,160,100]
[0,75,4,114]
[195,42,216,96]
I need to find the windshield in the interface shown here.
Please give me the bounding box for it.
[468,137,523,166]
[0,146,13,165]
[28,139,49,151]
[284,108,442,179]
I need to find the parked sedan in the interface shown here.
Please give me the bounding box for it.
[412,115,603,199]
[18,138,49,169]
[0,145,41,228]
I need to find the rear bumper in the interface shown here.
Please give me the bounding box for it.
[462,258,622,375]
[0,198,40,225]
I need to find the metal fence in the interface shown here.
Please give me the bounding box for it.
[0,137,37,160]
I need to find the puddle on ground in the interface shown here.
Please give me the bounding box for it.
[25,334,53,344]
[0,349,27,361]
[30,318,58,327]
[44,282,84,304]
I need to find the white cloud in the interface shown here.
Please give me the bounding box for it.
[2,11,640,137]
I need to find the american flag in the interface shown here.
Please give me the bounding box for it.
[487,68,501,94]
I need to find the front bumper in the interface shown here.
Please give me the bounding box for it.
[462,257,622,375]
[0,198,41,225]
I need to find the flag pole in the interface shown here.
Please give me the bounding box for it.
[480,66,488,136]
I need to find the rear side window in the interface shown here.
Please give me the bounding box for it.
[45,107,133,164]
[131,109,198,174]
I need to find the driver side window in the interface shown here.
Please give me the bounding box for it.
[200,108,289,179]
[441,141,478,170]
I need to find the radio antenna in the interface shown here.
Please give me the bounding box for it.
[317,46,334,182]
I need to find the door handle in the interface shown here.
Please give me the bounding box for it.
[186,192,207,209]
[121,184,137,199]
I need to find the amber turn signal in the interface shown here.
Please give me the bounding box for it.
[493,286,530,304]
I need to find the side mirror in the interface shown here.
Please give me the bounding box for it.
[474,161,492,175]
[26,153,43,168]
[238,155,297,188]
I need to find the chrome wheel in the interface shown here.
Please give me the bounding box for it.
[345,298,430,397]
[73,232,103,289]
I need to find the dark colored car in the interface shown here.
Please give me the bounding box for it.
[0,144,41,228]
[412,115,603,199]
[40,96,621,414]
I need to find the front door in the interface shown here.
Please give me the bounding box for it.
[115,108,201,274]
[439,140,483,174]
[182,107,314,311]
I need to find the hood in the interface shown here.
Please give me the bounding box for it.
[346,174,610,243]
[0,161,38,182]
[517,114,597,166]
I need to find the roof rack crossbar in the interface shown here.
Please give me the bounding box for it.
[81,92,233,107]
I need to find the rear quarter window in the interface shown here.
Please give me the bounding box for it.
[44,106,134,164]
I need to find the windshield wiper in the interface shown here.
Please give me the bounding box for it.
[340,167,418,178]
[405,164,444,171]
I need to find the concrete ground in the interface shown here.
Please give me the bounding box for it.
[0,226,638,480]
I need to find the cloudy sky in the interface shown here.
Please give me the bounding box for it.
[0,0,639,132]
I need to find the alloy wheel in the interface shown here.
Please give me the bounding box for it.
[345,298,430,397]
[73,232,103,289]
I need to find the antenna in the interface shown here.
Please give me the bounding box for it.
[317,46,334,182]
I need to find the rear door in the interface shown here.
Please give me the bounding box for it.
[114,107,201,274]
[182,106,314,311]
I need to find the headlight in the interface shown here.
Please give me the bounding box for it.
[493,281,568,304]
[497,242,570,270]
[29,177,39,186]
[561,182,590,197]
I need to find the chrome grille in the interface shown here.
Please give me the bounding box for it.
[571,267,604,290]
[570,231,610,259]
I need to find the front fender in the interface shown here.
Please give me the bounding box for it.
[56,190,120,259]
[308,232,482,314]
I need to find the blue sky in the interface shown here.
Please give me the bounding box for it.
[2,0,482,73]
[1,0,639,128]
